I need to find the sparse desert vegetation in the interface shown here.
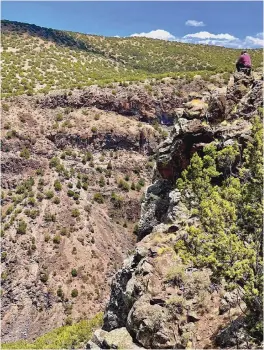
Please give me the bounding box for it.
[1,20,262,98]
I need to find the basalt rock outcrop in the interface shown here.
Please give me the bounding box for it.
[37,78,215,124]
[88,74,263,349]
[46,128,158,155]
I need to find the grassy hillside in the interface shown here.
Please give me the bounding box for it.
[2,313,103,349]
[1,19,263,97]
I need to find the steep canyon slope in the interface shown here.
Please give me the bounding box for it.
[88,73,263,349]
[1,76,224,343]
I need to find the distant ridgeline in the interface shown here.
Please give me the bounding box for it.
[1,19,263,97]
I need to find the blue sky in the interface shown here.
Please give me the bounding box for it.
[2,1,263,48]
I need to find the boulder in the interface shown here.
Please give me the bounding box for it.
[207,93,226,122]
[127,296,176,348]
[88,328,141,349]
[184,99,208,119]
[219,290,242,315]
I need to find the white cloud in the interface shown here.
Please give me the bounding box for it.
[185,20,205,27]
[183,31,237,41]
[130,29,175,41]
[244,34,264,47]
[127,28,263,48]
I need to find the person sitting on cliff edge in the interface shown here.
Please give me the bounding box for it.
[236,50,252,76]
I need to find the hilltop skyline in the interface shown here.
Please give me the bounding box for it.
[2,1,263,48]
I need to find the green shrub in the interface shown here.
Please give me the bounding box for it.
[25,209,40,219]
[85,151,93,161]
[20,147,30,159]
[36,168,44,176]
[54,180,62,191]
[111,192,123,208]
[2,103,9,112]
[1,271,8,281]
[45,190,54,199]
[93,193,104,203]
[28,197,36,206]
[37,192,44,201]
[53,197,60,204]
[44,212,56,222]
[17,220,27,234]
[73,193,80,201]
[60,227,67,236]
[5,205,14,215]
[6,130,17,139]
[118,179,130,192]
[99,176,105,187]
[133,224,139,234]
[1,252,7,261]
[56,113,63,121]
[67,190,74,197]
[136,183,142,192]
[107,161,112,170]
[49,157,60,168]
[133,166,140,175]
[57,286,64,299]
[138,178,145,187]
[71,268,78,277]
[53,235,61,244]
[71,288,78,298]
[82,183,88,190]
[65,317,72,326]
[71,209,80,218]
[44,234,50,242]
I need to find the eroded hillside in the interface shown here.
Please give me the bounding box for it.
[1,91,157,342]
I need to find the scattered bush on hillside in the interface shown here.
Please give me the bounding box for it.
[54,180,62,191]
[93,193,104,203]
[118,179,130,192]
[111,192,123,208]
[20,147,30,159]
[17,220,27,234]
[71,289,78,298]
[71,209,80,218]
[71,269,78,277]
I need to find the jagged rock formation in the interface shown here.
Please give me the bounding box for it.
[88,73,263,349]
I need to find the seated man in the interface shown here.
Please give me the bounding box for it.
[236,50,252,76]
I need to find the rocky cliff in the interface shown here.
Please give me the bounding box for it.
[1,76,227,343]
[88,73,263,349]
